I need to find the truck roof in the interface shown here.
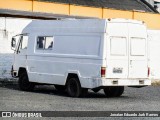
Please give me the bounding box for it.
[22,19,145,34]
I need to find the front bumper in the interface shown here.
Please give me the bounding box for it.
[11,68,18,77]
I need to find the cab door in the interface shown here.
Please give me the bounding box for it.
[13,34,28,71]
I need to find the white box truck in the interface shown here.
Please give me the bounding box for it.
[11,19,151,97]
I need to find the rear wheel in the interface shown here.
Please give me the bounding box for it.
[116,86,124,97]
[103,86,124,97]
[66,77,87,97]
[18,72,35,91]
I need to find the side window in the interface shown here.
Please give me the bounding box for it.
[45,37,53,49]
[19,35,28,50]
[110,37,127,56]
[37,36,53,50]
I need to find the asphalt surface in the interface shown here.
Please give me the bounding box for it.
[0,80,160,120]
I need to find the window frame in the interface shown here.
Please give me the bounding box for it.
[110,36,127,56]
[130,37,146,56]
[36,36,54,50]
[16,34,28,54]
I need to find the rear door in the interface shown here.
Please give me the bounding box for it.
[128,24,148,78]
[106,22,129,78]
[106,21,148,79]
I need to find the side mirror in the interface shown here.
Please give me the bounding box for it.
[11,38,16,50]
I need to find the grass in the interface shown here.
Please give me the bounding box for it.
[152,80,160,86]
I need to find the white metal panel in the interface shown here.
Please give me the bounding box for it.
[22,19,107,34]
[52,35,101,56]
[106,22,129,78]
[106,21,148,79]
[128,23,148,78]
[28,34,102,85]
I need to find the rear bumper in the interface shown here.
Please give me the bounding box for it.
[101,78,151,86]
[81,77,151,88]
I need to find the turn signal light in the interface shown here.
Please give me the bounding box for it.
[148,67,150,77]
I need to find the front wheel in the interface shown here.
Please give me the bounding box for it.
[18,72,35,91]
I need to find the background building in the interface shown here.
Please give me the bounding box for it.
[0,18,31,78]
[145,0,160,12]
[145,0,155,6]
[154,0,160,12]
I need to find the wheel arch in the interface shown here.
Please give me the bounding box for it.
[65,71,81,86]
[18,67,27,77]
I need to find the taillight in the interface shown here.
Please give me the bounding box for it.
[101,67,106,78]
[148,67,150,77]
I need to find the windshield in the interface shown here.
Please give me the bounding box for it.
[12,34,28,53]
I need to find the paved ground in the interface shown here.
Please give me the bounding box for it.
[0,80,160,119]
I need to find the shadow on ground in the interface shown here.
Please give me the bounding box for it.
[0,80,128,99]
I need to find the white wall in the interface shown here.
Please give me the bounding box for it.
[0,17,32,78]
[148,30,160,79]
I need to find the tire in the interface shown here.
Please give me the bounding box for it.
[103,86,124,97]
[54,85,66,91]
[66,77,82,97]
[18,72,35,91]
[116,86,124,97]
